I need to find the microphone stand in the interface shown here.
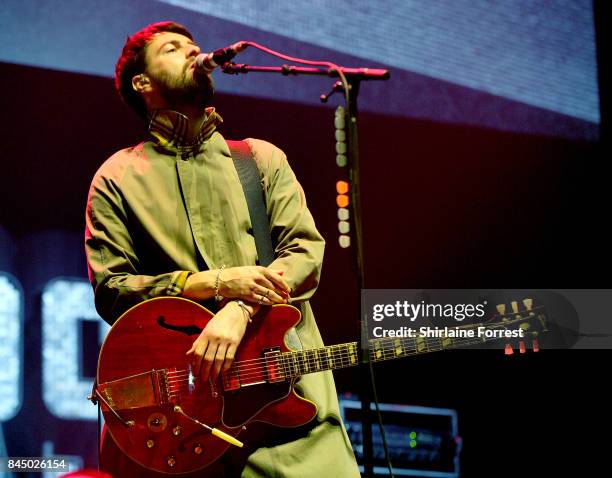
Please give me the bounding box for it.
[222,61,390,477]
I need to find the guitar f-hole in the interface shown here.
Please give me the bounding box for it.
[157,316,202,336]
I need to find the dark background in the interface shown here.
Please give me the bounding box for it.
[0,1,610,475]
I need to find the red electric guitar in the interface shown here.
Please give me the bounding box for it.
[95,296,547,474]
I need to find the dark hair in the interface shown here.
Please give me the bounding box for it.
[115,21,193,119]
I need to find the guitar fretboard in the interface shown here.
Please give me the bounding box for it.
[277,314,542,379]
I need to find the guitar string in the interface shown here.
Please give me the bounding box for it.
[162,313,542,389]
[165,313,536,381]
[169,334,524,385]
[164,310,540,377]
[167,342,411,380]
[166,320,536,383]
[164,330,536,387]
[162,306,542,376]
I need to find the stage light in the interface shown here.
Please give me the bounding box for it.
[0,273,22,421]
[42,279,109,420]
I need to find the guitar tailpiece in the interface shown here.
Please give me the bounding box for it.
[93,389,135,428]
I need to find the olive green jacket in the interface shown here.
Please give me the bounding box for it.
[85,109,359,477]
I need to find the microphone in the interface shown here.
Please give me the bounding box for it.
[195,41,248,73]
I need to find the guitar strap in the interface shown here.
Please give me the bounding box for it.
[226,140,275,266]
[226,139,302,350]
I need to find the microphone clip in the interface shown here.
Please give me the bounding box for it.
[320,81,348,103]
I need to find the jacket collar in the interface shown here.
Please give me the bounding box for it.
[147,107,223,154]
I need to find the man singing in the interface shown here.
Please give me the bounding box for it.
[85,21,359,477]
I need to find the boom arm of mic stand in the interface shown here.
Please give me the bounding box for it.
[222,62,390,81]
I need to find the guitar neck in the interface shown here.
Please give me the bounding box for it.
[279,317,536,379]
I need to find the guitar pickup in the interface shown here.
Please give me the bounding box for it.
[98,370,170,410]
[264,348,285,383]
[222,347,285,392]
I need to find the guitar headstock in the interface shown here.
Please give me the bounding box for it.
[493,298,549,355]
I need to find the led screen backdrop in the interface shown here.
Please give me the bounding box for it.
[0,0,599,138]
[161,0,599,124]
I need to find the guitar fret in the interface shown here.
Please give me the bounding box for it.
[281,353,289,379]
[295,351,303,375]
[283,353,293,378]
[302,350,309,373]
[441,336,453,349]
[371,339,383,362]
[342,344,350,368]
[302,350,308,373]
[415,336,427,353]
[292,352,298,376]
[307,350,315,372]
[337,345,343,368]
[348,343,358,365]
[289,352,295,376]
[393,338,403,358]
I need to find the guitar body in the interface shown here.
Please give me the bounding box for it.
[97,297,317,475]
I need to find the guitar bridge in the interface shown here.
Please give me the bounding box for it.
[97,369,171,410]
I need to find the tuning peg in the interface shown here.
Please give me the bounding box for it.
[511,301,523,319]
[522,298,533,312]
[519,341,526,354]
[504,344,514,355]
[532,339,540,353]
[496,304,506,315]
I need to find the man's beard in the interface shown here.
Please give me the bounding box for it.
[155,68,215,111]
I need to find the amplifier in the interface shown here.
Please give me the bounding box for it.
[339,396,461,477]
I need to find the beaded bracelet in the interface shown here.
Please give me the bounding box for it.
[214,265,225,302]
